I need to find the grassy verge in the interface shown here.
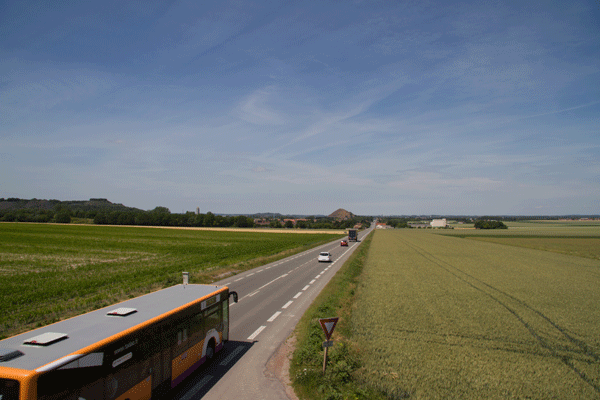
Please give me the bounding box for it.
[290,232,387,400]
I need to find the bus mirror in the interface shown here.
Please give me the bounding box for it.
[229,291,238,303]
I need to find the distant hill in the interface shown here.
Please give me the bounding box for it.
[329,208,354,220]
[0,198,142,213]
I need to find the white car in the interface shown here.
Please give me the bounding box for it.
[318,252,332,262]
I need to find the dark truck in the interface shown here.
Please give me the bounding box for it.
[348,229,358,242]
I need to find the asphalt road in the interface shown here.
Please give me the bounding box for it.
[171,226,373,400]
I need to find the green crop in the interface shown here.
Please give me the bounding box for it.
[0,223,341,339]
[351,228,600,398]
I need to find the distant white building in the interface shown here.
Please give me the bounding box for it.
[430,218,447,228]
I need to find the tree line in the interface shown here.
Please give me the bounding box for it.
[0,199,369,230]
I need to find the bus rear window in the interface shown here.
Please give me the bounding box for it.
[0,378,19,400]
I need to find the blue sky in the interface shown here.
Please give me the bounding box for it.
[1,0,599,216]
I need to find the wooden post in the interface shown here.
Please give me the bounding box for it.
[322,345,329,374]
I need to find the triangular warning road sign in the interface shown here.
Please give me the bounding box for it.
[319,317,339,340]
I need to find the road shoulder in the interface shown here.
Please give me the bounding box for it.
[266,334,299,400]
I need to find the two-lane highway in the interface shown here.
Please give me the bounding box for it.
[173,226,373,400]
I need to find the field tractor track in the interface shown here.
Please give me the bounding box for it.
[402,238,600,394]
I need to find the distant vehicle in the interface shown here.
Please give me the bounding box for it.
[0,283,238,400]
[318,252,332,262]
[348,229,358,242]
[340,240,348,246]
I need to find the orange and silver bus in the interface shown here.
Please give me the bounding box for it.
[0,283,238,400]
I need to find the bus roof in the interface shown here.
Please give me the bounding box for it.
[0,284,227,371]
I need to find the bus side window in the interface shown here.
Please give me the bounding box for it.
[204,304,221,333]
[177,329,188,344]
[190,313,203,338]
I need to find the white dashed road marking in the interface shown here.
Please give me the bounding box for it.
[247,326,266,340]
[282,301,293,309]
[267,311,282,322]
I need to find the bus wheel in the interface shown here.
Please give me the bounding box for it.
[206,340,215,360]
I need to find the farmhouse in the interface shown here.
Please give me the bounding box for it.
[430,218,447,228]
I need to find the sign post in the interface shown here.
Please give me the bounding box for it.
[319,317,339,374]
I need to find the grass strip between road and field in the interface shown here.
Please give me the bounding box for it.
[289,231,387,400]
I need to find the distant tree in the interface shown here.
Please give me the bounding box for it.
[474,220,507,229]
[212,215,224,227]
[193,213,205,227]
[106,211,121,225]
[2,212,16,222]
[135,212,152,226]
[16,211,29,222]
[296,220,308,229]
[202,212,214,227]
[55,210,72,224]
[117,212,135,225]
[284,220,294,228]
[234,215,253,228]
[93,212,108,225]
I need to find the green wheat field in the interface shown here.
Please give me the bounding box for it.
[0,222,340,339]
[352,224,600,398]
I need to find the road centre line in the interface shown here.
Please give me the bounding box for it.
[226,238,355,308]
[282,301,293,309]
[224,239,346,287]
[247,326,266,340]
[267,311,282,322]
[239,273,290,301]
